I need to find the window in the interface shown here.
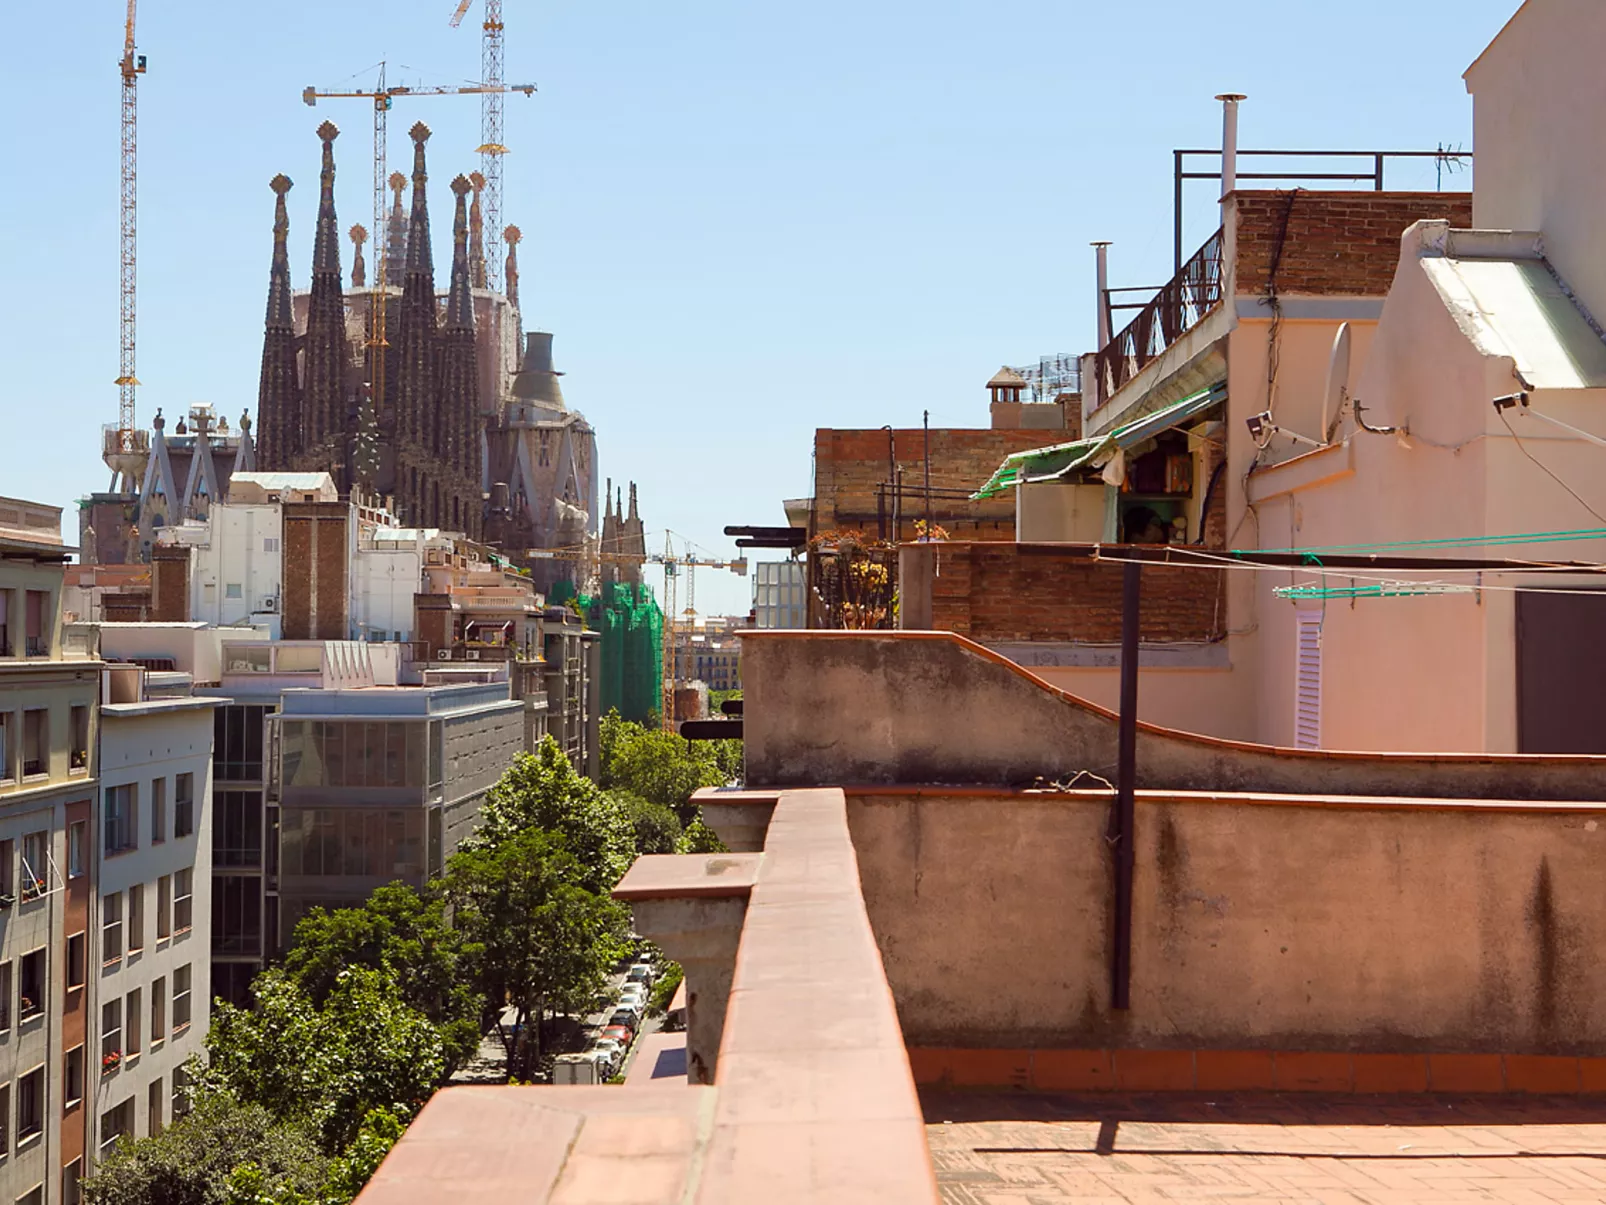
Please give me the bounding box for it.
[172,1067,191,1118]
[224,583,243,600]
[0,839,12,903]
[69,705,88,771]
[217,705,271,782]
[0,589,8,657]
[125,989,142,1057]
[101,999,122,1064]
[151,777,167,843]
[212,876,261,957]
[24,590,47,657]
[18,1185,43,1205]
[64,1046,83,1109]
[0,1082,8,1156]
[21,710,46,777]
[0,961,10,1031]
[0,713,10,780]
[157,875,172,941]
[263,537,279,553]
[215,791,263,868]
[150,977,166,1044]
[64,1160,82,1205]
[174,870,193,933]
[18,1067,43,1142]
[173,965,191,1031]
[19,832,47,902]
[175,773,194,837]
[67,821,84,878]
[104,783,138,854]
[148,1078,163,1136]
[99,1099,133,1151]
[66,933,85,991]
[103,892,124,962]
[279,807,424,878]
[127,885,144,953]
[18,950,43,1022]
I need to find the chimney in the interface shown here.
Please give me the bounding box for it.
[1092,241,1112,349]
[1216,93,1247,201]
[150,544,191,623]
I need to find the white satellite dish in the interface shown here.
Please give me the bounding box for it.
[1321,322,1352,443]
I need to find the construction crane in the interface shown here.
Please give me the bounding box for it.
[113,0,148,467]
[449,0,513,292]
[302,67,535,430]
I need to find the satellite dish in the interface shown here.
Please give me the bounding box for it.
[1321,322,1352,443]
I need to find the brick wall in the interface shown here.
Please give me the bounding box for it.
[281,503,349,641]
[151,544,190,622]
[1234,190,1473,297]
[928,544,1225,644]
[813,428,1059,541]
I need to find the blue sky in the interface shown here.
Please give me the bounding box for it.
[0,0,1517,617]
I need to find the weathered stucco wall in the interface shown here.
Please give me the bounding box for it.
[849,788,1606,1055]
[742,631,1606,800]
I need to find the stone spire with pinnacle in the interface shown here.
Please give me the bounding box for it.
[468,171,487,290]
[303,120,350,477]
[385,172,409,284]
[256,174,300,469]
[349,224,368,288]
[394,123,439,524]
[440,174,483,537]
[504,225,522,310]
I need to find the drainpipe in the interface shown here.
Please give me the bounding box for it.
[1216,93,1247,205]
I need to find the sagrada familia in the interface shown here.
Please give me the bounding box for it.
[252,119,611,587]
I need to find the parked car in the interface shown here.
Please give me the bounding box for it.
[586,1047,618,1078]
[609,1006,642,1030]
[602,1023,634,1046]
[592,1036,625,1062]
[618,984,649,1008]
[626,962,655,986]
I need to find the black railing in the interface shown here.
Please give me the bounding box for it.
[1096,228,1224,401]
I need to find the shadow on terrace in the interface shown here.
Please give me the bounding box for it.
[357,629,1606,1204]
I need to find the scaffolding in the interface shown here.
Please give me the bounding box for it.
[555,581,664,724]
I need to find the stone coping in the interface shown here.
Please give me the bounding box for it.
[357,788,939,1204]
[690,787,780,807]
[843,784,1606,814]
[612,852,763,901]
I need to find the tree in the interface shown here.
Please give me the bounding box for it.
[604,724,726,819]
[468,737,635,891]
[613,790,682,854]
[282,885,482,1074]
[200,967,443,1152]
[82,1092,329,1205]
[440,828,626,1079]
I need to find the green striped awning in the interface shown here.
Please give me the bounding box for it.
[970,382,1226,500]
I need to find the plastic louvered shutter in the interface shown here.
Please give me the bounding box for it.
[1294,612,1322,749]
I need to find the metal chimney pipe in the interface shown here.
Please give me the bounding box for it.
[1216,93,1247,200]
[1092,241,1112,349]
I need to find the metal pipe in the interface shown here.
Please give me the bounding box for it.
[1092,242,1113,350]
[923,409,932,536]
[1111,560,1141,1011]
[882,425,896,542]
[1216,93,1246,200]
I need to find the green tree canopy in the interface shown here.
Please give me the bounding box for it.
[200,967,443,1153]
[440,827,626,1077]
[82,1091,329,1205]
[467,737,635,891]
[604,724,727,817]
[281,884,482,1074]
[612,790,683,854]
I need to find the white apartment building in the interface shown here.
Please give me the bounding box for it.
[86,668,212,1169]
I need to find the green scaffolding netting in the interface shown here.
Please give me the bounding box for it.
[553,580,664,725]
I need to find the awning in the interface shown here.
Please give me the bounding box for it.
[971,381,1227,499]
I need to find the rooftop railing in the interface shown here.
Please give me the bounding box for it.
[1095,227,1224,401]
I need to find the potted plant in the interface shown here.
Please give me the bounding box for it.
[102,1050,122,1072]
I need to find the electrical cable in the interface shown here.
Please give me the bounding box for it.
[1498,409,1606,525]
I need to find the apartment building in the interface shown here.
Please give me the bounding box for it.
[0,499,100,1205]
[88,668,212,1168]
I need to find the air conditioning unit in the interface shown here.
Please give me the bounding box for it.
[466,649,482,661]
[438,648,453,660]
[259,597,279,613]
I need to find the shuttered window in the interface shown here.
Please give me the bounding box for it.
[1295,612,1322,749]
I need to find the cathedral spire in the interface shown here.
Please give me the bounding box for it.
[447,175,476,331]
[385,172,409,283]
[628,482,639,522]
[257,175,300,469]
[468,171,487,290]
[349,224,367,288]
[312,121,342,276]
[405,123,433,279]
[503,224,522,310]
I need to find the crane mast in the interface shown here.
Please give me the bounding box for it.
[115,0,147,464]
[451,0,511,293]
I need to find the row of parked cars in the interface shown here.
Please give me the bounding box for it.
[583,953,660,1080]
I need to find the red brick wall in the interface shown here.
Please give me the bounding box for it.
[150,545,190,622]
[928,544,1225,644]
[813,428,1060,542]
[1234,191,1473,297]
[282,504,349,641]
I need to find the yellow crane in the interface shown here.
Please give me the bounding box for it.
[113,0,148,466]
[302,68,535,434]
[448,0,514,292]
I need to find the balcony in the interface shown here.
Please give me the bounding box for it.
[1095,228,1223,401]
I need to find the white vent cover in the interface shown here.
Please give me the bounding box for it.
[1294,611,1323,749]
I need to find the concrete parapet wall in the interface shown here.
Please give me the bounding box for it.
[741,630,1606,800]
[849,787,1606,1057]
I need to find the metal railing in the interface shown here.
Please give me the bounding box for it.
[1096,228,1224,401]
